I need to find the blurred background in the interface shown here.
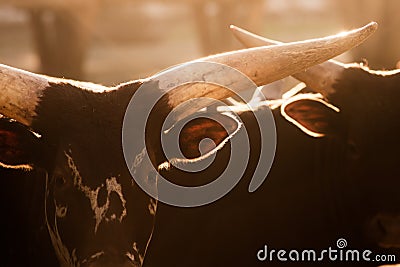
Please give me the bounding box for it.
[0,0,399,86]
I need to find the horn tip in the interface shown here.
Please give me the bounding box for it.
[364,21,378,31]
[229,24,241,32]
[363,21,378,33]
[354,21,378,41]
[230,24,250,35]
[368,21,378,29]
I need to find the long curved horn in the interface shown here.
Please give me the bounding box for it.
[229,23,378,95]
[0,64,49,126]
[162,22,377,107]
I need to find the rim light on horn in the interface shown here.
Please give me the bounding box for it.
[230,22,378,95]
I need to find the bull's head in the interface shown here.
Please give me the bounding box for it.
[0,22,376,266]
[231,23,400,249]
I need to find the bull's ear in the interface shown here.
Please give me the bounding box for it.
[0,117,39,169]
[178,112,240,159]
[281,94,340,137]
[159,112,241,169]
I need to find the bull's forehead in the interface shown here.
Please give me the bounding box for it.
[32,81,141,140]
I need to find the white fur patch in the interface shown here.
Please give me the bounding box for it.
[55,203,68,218]
[148,198,157,216]
[65,151,127,233]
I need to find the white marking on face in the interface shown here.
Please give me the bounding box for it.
[126,252,136,262]
[133,242,144,264]
[65,151,127,232]
[81,251,105,264]
[104,176,127,222]
[55,202,68,218]
[126,242,145,265]
[45,149,157,267]
[148,198,157,216]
